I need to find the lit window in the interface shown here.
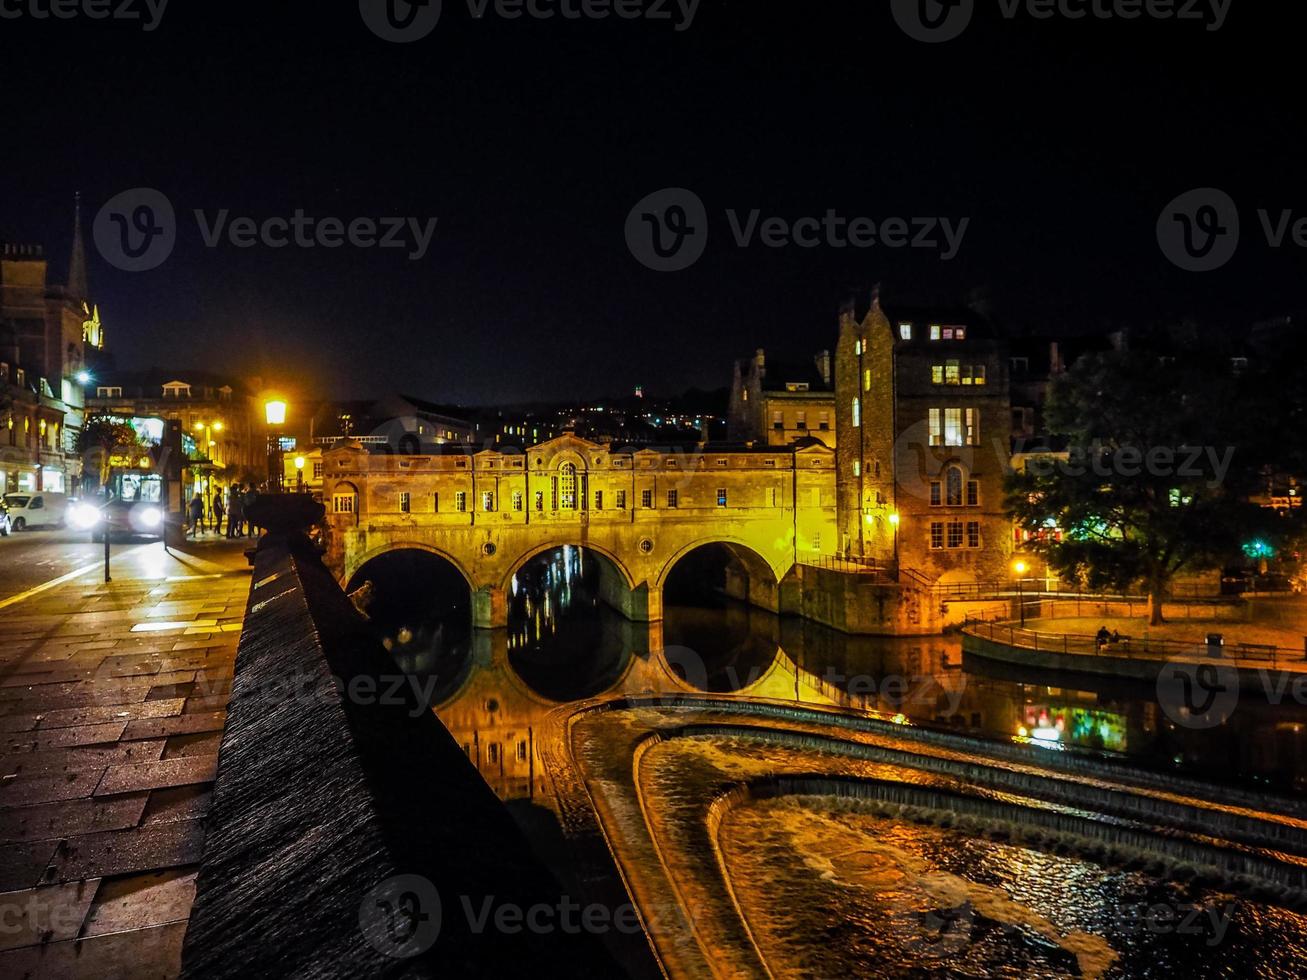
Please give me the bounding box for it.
[863,369,871,392]
[559,462,577,509]
[332,493,355,514]
[944,408,963,447]
[931,365,944,385]
[853,461,861,477]
[852,398,861,428]
[482,491,495,512]
[899,323,912,340]
[534,490,544,511]
[400,492,410,513]
[928,409,942,447]
[964,408,979,446]
[717,488,727,508]
[455,491,467,512]
[313,462,323,479]
[854,340,862,356]
[930,325,941,341]
[945,360,960,385]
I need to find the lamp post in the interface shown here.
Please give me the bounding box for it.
[1014,560,1028,627]
[294,455,305,494]
[264,399,287,493]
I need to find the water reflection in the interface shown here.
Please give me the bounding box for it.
[364,546,1307,799]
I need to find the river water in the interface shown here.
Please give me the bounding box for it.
[367,546,1307,977]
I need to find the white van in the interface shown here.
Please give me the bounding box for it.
[2,492,69,531]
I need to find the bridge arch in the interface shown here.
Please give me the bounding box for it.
[499,540,637,594]
[503,540,651,624]
[658,537,792,617]
[345,541,478,594]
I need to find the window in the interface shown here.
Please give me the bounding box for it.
[873,460,881,478]
[931,365,944,385]
[512,490,523,511]
[559,462,577,509]
[772,411,784,430]
[616,490,627,509]
[854,340,862,356]
[852,397,861,428]
[764,458,776,467]
[863,369,871,392]
[853,460,861,477]
[667,490,678,508]
[946,467,963,506]
[967,481,979,507]
[947,521,965,549]
[534,490,544,511]
[967,521,981,549]
[333,493,355,514]
[899,323,912,340]
[796,411,807,430]
[96,386,122,398]
[516,740,529,762]
[455,491,467,512]
[313,462,323,479]
[964,408,979,445]
[15,368,25,387]
[819,412,830,430]
[962,365,986,385]
[930,324,941,341]
[482,491,495,512]
[399,492,410,513]
[717,488,727,508]
[1011,357,1029,373]
[768,487,779,507]
[944,408,963,447]
[716,458,728,466]
[433,492,440,512]
[930,481,941,506]
[785,382,810,392]
[945,360,960,385]
[594,490,604,510]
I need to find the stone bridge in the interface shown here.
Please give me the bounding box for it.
[321,434,840,628]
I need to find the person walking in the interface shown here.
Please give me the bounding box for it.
[226,486,244,538]
[212,490,225,537]
[187,493,205,537]
[244,483,260,537]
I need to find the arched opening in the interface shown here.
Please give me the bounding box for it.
[663,542,777,609]
[346,549,473,704]
[504,545,631,700]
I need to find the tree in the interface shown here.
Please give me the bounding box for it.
[77,415,147,492]
[1007,347,1271,624]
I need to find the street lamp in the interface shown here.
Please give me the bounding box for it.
[264,399,288,492]
[1014,559,1028,627]
[294,455,305,494]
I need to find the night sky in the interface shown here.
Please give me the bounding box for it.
[2,1,1299,404]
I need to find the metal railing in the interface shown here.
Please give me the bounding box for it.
[964,620,1306,670]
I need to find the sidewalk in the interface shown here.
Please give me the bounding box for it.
[0,537,251,978]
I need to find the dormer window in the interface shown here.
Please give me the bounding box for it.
[97,386,122,398]
[785,382,810,392]
[162,381,191,398]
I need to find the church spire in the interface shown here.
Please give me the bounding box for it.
[68,192,89,301]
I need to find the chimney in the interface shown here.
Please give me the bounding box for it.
[815,350,832,387]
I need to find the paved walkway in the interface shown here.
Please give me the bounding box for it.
[0,537,251,978]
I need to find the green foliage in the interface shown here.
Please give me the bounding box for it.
[77,415,148,490]
[1006,348,1273,616]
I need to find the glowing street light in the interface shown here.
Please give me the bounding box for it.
[294,454,306,494]
[264,399,288,491]
[1013,559,1029,627]
[264,400,288,426]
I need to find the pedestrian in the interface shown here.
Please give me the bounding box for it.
[226,486,244,538]
[187,493,205,537]
[213,490,225,537]
[244,483,259,537]
[1095,625,1111,651]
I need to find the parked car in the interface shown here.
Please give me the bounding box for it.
[1,492,69,531]
[0,500,10,536]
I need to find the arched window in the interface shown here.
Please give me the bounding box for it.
[852,397,861,428]
[945,466,964,507]
[559,462,577,509]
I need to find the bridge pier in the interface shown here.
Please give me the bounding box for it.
[596,559,661,622]
[724,564,781,614]
[473,586,508,630]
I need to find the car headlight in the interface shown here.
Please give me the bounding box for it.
[70,503,103,530]
[137,506,162,528]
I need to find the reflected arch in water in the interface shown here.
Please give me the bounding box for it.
[346,547,474,694]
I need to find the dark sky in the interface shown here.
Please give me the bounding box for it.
[2,1,1299,404]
